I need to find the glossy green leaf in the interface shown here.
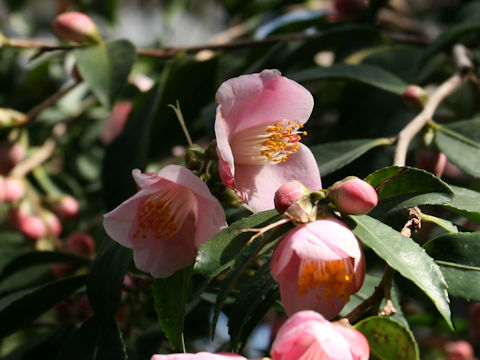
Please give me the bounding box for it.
[310,138,393,176]
[86,239,131,322]
[433,118,480,179]
[56,316,126,360]
[443,184,480,224]
[194,209,281,278]
[354,316,419,360]
[0,251,90,281]
[75,39,136,107]
[289,63,409,95]
[424,232,480,301]
[0,275,86,338]
[365,166,453,215]
[349,215,452,328]
[228,262,279,352]
[153,267,193,351]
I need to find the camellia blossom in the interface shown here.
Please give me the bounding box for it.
[271,310,369,360]
[215,69,322,212]
[271,218,365,319]
[103,165,226,278]
[151,353,246,360]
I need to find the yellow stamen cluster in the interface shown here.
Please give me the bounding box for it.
[297,259,354,307]
[260,121,307,163]
[132,195,180,240]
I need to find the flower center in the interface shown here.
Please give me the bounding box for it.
[131,183,196,241]
[297,258,354,307]
[230,120,307,165]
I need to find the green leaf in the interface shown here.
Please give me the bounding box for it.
[0,251,90,281]
[0,275,86,338]
[433,118,480,179]
[194,209,281,278]
[443,184,480,224]
[354,316,419,360]
[349,215,452,328]
[310,138,393,176]
[102,70,166,209]
[56,316,126,360]
[86,239,131,322]
[75,39,137,107]
[289,64,409,95]
[228,262,279,352]
[152,267,193,351]
[365,166,453,215]
[424,232,480,301]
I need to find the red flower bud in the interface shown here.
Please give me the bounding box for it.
[274,180,311,214]
[53,12,100,43]
[67,232,95,257]
[19,215,47,240]
[403,85,429,109]
[416,150,447,177]
[334,0,369,18]
[4,177,25,202]
[328,176,378,215]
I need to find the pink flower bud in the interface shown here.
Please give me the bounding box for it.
[4,177,25,202]
[274,180,311,214]
[334,0,369,18]
[100,101,133,145]
[51,263,72,278]
[403,85,429,109]
[328,176,378,215]
[42,211,62,237]
[19,215,47,240]
[53,195,80,218]
[53,12,100,43]
[67,232,95,257]
[416,150,447,177]
[8,199,31,227]
[271,310,369,360]
[271,218,365,318]
[445,340,475,360]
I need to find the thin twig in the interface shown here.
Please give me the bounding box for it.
[9,123,67,178]
[393,44,473,166]
[27,81,79,121]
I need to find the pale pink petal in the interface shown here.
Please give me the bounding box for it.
[333,325,370,360]
[234,144,321,212]
[292,219,361,261]
[132,169,162,188]
[216,69,313,134]
[194,196,227,248]
[151,353,246,360]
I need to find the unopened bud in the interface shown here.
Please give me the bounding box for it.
[403,85,429,109]
[334,0,369,18]
[53,12,101,44]
[100,101,133,145]
[445,340,475,360]
[8,199,31,227]
[416,150,447,178]
[19,215,47,240]
[42,211,62,237]
[0,108,28,129]
[328,176,378,215]
[51,195,80,218]
[67,232,95,257]
[4,177,25,202]
[274,181,311,214]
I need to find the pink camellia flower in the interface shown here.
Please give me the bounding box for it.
[271,310,369,360]
[151,353,246,360]
[103,165,226,278]
[328,176,378,215]
[53,12,100,43]
[215,69,322,213]
[271,218,365,319]
[100,101,133,145]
